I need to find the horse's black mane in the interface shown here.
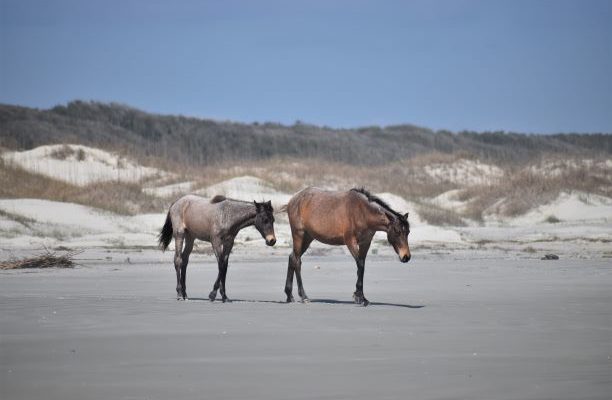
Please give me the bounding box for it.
[210,195,273,212]
[210,195,252,205]
[210,195,227,204]
[350,187,408,225]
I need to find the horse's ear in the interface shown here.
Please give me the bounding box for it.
[404,212,409,219]
[253,200,260,210]
[266,200,272,209]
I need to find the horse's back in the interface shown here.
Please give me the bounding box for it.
[288,187,344,215]
[288,187,355,243]
[170,194,219,240]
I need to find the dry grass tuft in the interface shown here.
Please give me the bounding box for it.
[0,209,36,227]
[0,248,82,270]
[49,144,75,160]
[68,181,166,214]
[0,159,166,215]
[544,215,561,223]
[459,165,611,221]
[215,154,461,201]
[416,203,466,226]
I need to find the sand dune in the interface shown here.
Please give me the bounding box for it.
[2,144,164,186]
[1,145,611,257]
[195,176,292,207]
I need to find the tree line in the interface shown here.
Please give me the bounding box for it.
[1,100,610,166]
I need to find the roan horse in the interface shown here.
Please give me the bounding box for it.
[284,187,410,306]
[158,194,276,301]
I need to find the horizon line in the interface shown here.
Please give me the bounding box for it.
[2,99,611,136]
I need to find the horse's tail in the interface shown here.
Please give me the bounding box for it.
[158,212,173,252]
[277,204,288,214]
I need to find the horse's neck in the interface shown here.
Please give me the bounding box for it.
[226,202,257,233]
[364,203,393,233]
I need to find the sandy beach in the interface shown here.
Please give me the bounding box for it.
[1,252,610,400]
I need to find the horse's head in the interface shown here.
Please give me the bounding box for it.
[387,212,411,263]
[254,200,276,246]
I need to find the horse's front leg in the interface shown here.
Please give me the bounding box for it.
[348,235,372,306]
[284,257,295,303]
[209,240,224,302]
[219,239,234,302]
[353,257,368,306]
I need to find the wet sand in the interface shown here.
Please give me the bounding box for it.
[1,253,611,400]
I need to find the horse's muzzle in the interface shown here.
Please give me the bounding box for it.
[400,254,411,263]
[266,236,276,246]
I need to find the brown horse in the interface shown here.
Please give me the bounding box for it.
[284,187,411,306]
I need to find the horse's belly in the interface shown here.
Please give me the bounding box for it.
[311,233,345,246]
[193,232,212,243]
[305,223,346,246]
[184,220,214,243]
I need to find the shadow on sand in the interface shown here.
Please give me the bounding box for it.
[310,298,424,308]
[187,298,285,304]
[187,297,424,309]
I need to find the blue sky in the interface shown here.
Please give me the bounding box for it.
[1,0,611,133]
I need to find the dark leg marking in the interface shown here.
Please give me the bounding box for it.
[174,233,185,300]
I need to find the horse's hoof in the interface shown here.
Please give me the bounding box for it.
[208,291,217,302]
[301,297,310,303]
[353,292,366,305]
[221,297,231,303]
[286,295,295,303]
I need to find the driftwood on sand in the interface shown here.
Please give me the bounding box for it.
[0,248,82,270]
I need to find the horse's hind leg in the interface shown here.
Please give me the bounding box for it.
[174,233,185,300]
[294,253,308,303]
[179,234,194,300]
[287,232,313,303]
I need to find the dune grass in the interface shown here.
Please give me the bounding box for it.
[459,166,611,220]
[0,159,166,215]
[2,151,610,224]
